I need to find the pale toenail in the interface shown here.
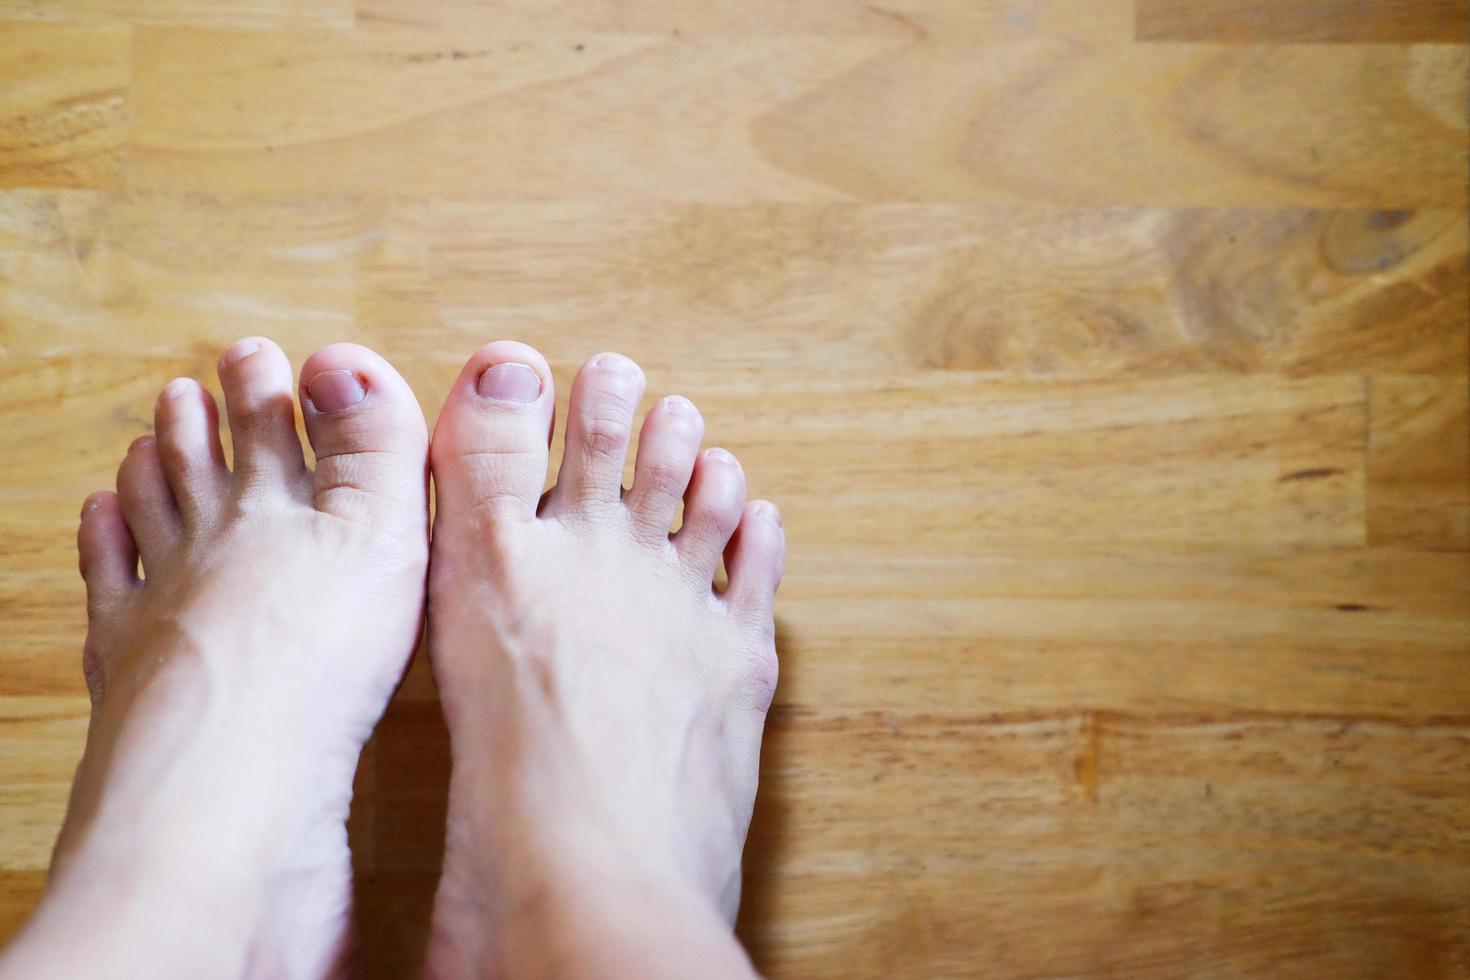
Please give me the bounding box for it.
[130,435,155,451]
[590,352,636,374]
[477,362,542,403]
[752,501,782,527]
[160,378,193,402]
[306,370,367,414]
[705,448,737,465]
[81,496,101,517]
[662,395,696,416]
[220,339,261,367]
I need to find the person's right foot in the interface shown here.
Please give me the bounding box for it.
[424,344,785,978]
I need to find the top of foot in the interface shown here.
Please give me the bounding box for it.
[45,338,430,979]
[425,343,783,979]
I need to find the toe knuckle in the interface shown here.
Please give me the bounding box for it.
[576,414,631,460]
[638,456,689,499]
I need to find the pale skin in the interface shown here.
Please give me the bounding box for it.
[0,338,784,979]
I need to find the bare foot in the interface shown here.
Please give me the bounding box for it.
[0,339,428,979]
[424,344,784,979]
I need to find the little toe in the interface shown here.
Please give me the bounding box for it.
[154,377,229,527]
[217,337,307,495]
[77,491,138,618]
[77,491,138,700]
[115,435,182,574]
[300,344,429,543]
[673,448,747,582]
[547,353,645,519]
[625,395,704,543]
[722,500,786,619]
[430,341,555,524]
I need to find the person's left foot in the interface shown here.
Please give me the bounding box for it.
[3,338,429,979]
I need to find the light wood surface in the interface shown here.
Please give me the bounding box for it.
[1,1,1467,977]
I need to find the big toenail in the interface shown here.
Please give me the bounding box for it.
[220,339,261,367]
[306,370,367,413]
[752,501,782,527]
[477,362,542,403]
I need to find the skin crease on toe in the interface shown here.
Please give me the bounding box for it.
[0,338,430,980]
[424,346,785,980]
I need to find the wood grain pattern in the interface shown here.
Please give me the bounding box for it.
[0,24,128,189]
[0,0,1467,977]
[128,30,1469,206]
[1368,375,1470,549]
[1137,0,1469,43]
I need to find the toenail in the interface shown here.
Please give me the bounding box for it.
[752,501,782,527]
[477,362,542,403]
[662,395,696,416]
[130,435,155,451]
[161,378,193,402]
[306,370,367,413]
[220,339,261,367]
[590,352,636,374]
[705,447,737,465]
[81,496,101,517]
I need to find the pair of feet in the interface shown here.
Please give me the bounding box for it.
[1,339,783,979]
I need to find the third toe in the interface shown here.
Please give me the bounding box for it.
[625,395,704,541]
[154,377,229,526]
[116,436,182,572]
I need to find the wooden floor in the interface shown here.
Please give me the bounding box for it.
[2,0,1468,976]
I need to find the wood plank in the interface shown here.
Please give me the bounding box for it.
[341,702,1470,978]
[6,192,1464,376]
[765,547,1470,718]
[356,0,1133,42]
[0,698,85,870]
[0,0,349,28]
[1368,375,1470,549]
[427,201,1468,375]
[1137,0,1470,43]
[8,698,1470,975]
[737,710,1470,978]
[129,31,1468,206]
[0,23,129,189]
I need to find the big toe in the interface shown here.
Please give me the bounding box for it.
[430,341,555,524]
[299,343,429,544]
